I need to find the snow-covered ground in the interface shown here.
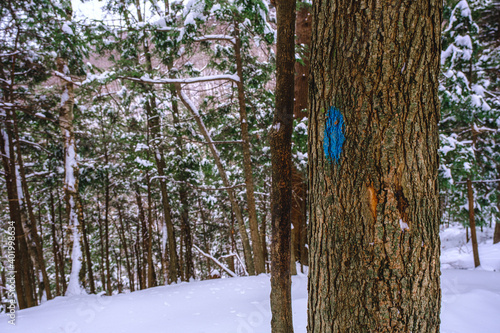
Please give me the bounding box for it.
[2,224,499,333]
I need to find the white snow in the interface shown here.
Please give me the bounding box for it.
[64,130,77,192]
[62,22,74,35]
[65,196,85,296]
[2,224,499,332]
[399,219,409,231]
[134,143,149,152]
[134,157,154,168]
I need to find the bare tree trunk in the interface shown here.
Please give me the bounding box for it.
[117,206,135,291]
[0,124,35,309]
[80,198,95,293]
[10,109,52,300]
[57,191,67,294]
[307,1,442,331]
[269,0,296,331]
[135,187,147,290]
[104,152,112,295]
[57,56,85,296]
[233,28,265,275]
[467,179,481,267]
[170,90,195,281]
[494,168,500,244]
[146,172,156,287]
[177,87,255,275]
[50,190,61,296]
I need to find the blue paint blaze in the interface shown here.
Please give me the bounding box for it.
[323,107,345,164]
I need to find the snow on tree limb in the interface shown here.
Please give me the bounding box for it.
[122,74,239,85]
[54,71,82,86]
[193,244,237,277]
[193,35,236,44]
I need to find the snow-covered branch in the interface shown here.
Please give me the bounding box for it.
[456,179,500,184]
[193,35,236,44]
[122,74,239,85]
[54,71,82,86]
[193,245,237,277]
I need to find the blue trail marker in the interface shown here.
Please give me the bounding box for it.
[323,107,345,164]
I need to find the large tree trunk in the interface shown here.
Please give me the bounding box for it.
[11,109,52,300]
[269,0,295,331]
[0,124,35,309]
[294,3,311,120]
[307,1,442,332]
[234,28,266,275]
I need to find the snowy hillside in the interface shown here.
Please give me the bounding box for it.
[2,224,499,333]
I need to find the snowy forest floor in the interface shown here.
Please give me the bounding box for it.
[2,223,500,333]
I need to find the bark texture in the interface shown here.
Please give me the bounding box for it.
[307,1,442,332]
[269,0,295,331]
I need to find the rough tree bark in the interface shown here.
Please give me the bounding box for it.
[307,1,442,332]
[269,0,295,331]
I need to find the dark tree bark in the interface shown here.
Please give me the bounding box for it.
[307,1,442,332]
[11,109,52,300]
[269,0,295,331]
[135,187,148,290]
[294,3,312,120]
[466,179,481,267]
[117,206,135,291]
[146,172,156,287]
[80,198,95,293]
[494,168,500,244]
[49,190,61,296]
[0,121,35,309]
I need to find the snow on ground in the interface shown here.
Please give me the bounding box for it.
[2,224,499,333]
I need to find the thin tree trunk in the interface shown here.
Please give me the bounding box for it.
[135,187,147,290]
[494,168,500,244]
[233,28,265,275]
[57,190,67,294]
[117,206,135,291]
[177,87,255,275]
[307,1,442,331]
[170,92,195,281]
[80,198,95,293]
[467,179,481,267]
[50,190,61,296]
[269,0,296,331]
[260,199,269,272]
[104,151,112,295]
[146,172,155,287]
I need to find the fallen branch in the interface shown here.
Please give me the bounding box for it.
[193,245,237,277]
